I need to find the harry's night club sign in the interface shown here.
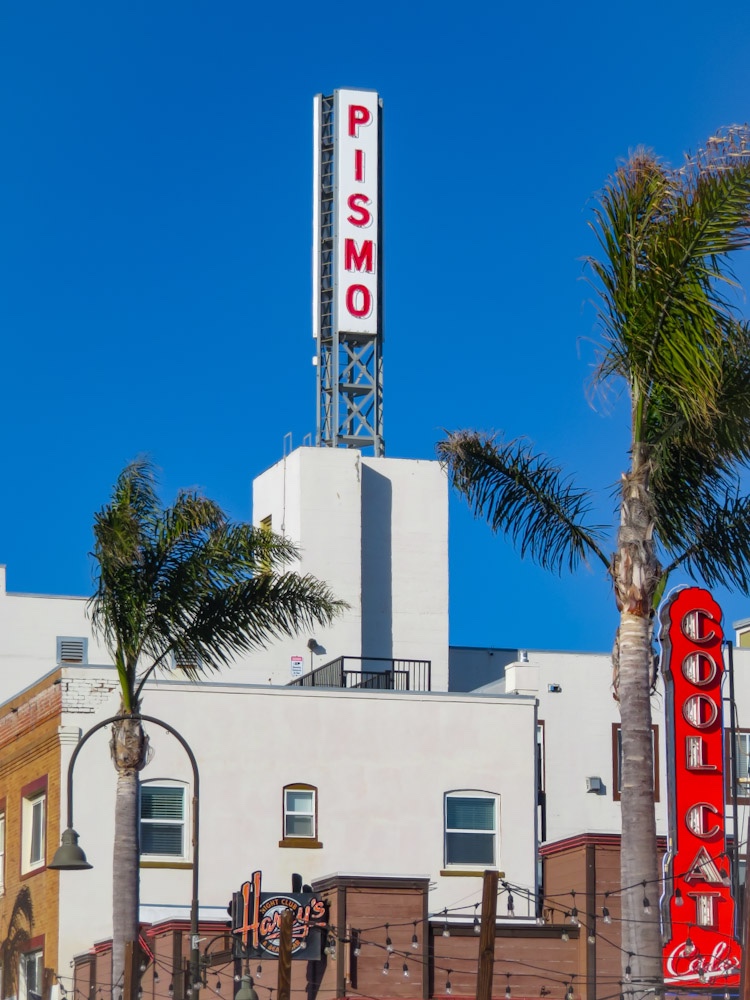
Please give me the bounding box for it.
[660,587,741,987]
[230,870,327,960]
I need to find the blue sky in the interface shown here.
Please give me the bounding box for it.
[3,1,750,654]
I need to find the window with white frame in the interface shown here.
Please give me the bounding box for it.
[21,790,46,874]
[284,786,315,837]
[281,784,319,843]
[19,949,43,1000]
[444,792,498,867]
[140,783,186,858]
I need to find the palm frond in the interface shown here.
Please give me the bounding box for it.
[90,459,346,706]
[661,492,750,592]
[437,431,609,574]
[587,127,750,440]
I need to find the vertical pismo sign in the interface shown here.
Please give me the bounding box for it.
[333,89,380,333]
[313,88,383,454]
[660,587,741,986]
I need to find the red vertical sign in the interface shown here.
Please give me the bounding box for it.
[660,587,741,986]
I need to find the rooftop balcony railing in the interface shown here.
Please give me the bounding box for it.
[288,655,431,692]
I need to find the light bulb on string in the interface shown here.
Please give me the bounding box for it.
[505,974,511,1000]
[140,963,147,975]
[353,932,361,959]
[642,881,651,914]
[683,935,696,957]
[587,922,595,945]
[153,971,160,986]
[568,890,579,926]
[402,963,409,979]
[256,965,262,980]
[624,956,633,983]
[566,985,574,1000]
[561,929,569,942]
[602,892,612,924]
[215,978,221,992]
[473,904,480,935]
[507,891,514,916]
[168,984,175,997]
[674,888,684,907]
[698,964,707,985]
[412,921,419,949]
[442,910,450,938]
[445,971,453,996]
[386,924,394,953]
[382,961,390,976]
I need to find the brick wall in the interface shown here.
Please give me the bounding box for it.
[0,677,63,1000]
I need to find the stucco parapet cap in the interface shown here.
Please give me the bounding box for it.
[733,617,750,629]
[143,679,536,706]
[312,872,430,891]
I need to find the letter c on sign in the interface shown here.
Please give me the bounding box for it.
[681,607,719,645]
[685,802,720,839]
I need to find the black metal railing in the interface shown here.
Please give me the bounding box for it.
[288,655,431,692]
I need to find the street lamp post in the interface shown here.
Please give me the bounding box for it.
[49,713,201,1000]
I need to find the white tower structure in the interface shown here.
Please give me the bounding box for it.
[250,447,450,690]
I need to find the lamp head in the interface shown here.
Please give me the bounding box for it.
[235,976,258,1000]
[48,828,93,870]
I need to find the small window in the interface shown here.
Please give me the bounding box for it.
[140,784,186,858]
[0,809,5,895]
[19,949,43,1000]
[613,725,660,801]
[280,784,322,848]
[56,636,88,664]
[21,783,46,875]
[444,792,498,867]
[726,730,750,803]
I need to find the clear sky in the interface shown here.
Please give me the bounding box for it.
[3,1,750,655]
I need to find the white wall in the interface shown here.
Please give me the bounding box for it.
[248,448,450,689]
[55,669,537,971]
[478,644,750,847]
[0,565,111,704]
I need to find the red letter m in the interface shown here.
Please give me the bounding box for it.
[344,238,374,273]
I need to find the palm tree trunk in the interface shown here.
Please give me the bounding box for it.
[110,716,147,1000]
[615,451,663,993]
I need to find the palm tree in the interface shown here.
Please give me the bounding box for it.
[90,459,345,997]
[437,126,750,993]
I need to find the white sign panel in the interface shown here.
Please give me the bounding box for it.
[334,89,380,336]
[290,655,304,678]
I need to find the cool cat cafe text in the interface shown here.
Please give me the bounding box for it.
[660,588,741,985]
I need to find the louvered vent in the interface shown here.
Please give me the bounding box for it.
[174,649,200,671]
[57,636,87,663]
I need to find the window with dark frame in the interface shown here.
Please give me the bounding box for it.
[444,793,497,867]
[725,729,750,804]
